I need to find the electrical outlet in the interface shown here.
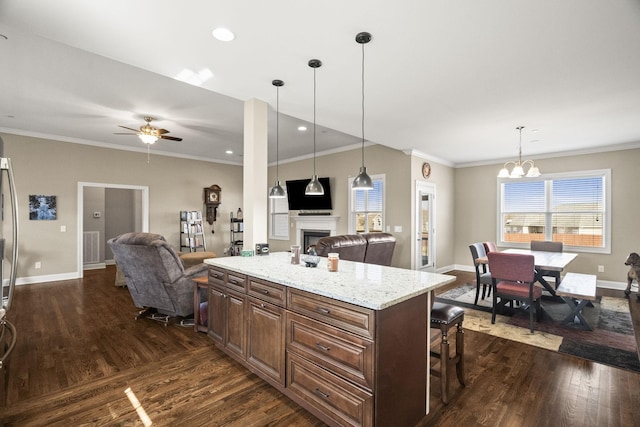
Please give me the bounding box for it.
[35,261,41,269]
[60,225,66,232]
[598,265,604,272]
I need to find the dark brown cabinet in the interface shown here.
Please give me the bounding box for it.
[207,266,429,427]
[207,267,247,359]
[246,296,285,385]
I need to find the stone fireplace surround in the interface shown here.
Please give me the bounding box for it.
[291,215,340,252]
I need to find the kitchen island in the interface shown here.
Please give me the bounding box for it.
[205,252,455,427]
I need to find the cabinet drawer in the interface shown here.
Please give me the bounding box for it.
[287,312,374,390]
[287,352,373,427]
[288,289,375,339]
[226,272,247,293]
[208,266,225,286]
[248,277,286,307]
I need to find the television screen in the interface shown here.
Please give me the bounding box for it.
[285,177,332,211]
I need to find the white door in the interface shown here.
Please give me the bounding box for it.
[414,181,435,271]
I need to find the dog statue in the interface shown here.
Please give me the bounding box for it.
[624,252,640,299]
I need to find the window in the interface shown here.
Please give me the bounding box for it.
[268,189,289,240]
[348,174,385,233]
[498,169,610,253]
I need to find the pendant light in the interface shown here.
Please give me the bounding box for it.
[305,59,325,195]
[497,126,541,178]
[352,31,374,190]
[269,79,286,198]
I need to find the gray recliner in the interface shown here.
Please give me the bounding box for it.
[108,232,208,322]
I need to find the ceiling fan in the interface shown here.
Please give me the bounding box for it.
[115,116,183,144]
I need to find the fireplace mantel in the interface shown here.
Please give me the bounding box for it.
[291,215,340,247]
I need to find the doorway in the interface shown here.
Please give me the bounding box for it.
[414,181,435,271]
[77,182,149,277]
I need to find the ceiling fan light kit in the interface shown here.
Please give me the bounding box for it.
[116,116,183,144]
[352,31,374,191]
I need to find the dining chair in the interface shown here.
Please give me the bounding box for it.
[483,241,498,253]
[530,240,563,287]
[488,252,542,333]
[469,243,492,305]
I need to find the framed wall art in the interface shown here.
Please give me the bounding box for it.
[29,195,57,220]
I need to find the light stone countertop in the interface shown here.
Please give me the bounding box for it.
[205,252,455,310]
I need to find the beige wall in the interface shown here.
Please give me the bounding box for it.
[2,133,243,280]
[267,144,456,270]
[6,131,635,284]
[454,148,640,283]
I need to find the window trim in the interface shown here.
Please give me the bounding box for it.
[347,174,386,234]
[496,169,611,254]
[268,187,290,240]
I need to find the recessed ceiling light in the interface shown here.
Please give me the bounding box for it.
[212,28,235,42]
[225,150,233,155]
[298,126,307,131]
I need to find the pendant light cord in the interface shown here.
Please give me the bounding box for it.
[361,40,366,168]
[276,85,280,178]
[313,66,317,175]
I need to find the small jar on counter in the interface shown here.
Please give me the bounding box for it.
[291,245,301,265]
[327,253,339,272]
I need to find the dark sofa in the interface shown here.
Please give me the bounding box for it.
[314,232,396,266]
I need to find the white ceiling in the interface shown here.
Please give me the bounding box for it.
[1,0,640,167]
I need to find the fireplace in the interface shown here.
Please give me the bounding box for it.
[291,215,340,251]
[303,230,330,253]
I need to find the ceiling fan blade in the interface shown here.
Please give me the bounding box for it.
[160,135,183,141]
[118,125,140,132]
[156,128,170,135]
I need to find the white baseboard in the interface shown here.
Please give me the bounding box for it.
[83,262,106,270]
[16,272,81,286]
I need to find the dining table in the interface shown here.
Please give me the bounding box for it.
[476,248,578,296]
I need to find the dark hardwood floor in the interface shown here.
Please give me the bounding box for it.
[2,267,639,426]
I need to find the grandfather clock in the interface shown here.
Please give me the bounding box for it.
[203,184,222,225]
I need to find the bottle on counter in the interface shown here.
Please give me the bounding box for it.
[237,208,243,220]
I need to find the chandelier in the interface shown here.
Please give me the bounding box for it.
[497,126,540,178]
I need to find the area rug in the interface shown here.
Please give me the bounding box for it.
[436,284,640,372]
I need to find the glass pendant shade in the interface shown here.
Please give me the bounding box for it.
[269,180,286,198]
[305,175,324,195]
[353,166,373,190]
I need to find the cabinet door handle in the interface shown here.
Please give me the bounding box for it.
[314,388,330,399]
[261,289,270,295]
[317,307,331,315]
[315,343,330,352]
[261,303,266,308]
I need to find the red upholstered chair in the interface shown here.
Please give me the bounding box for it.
[483,241,497,253]
[487,252,542,333]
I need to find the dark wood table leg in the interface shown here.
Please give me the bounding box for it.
[559,296,592,330]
